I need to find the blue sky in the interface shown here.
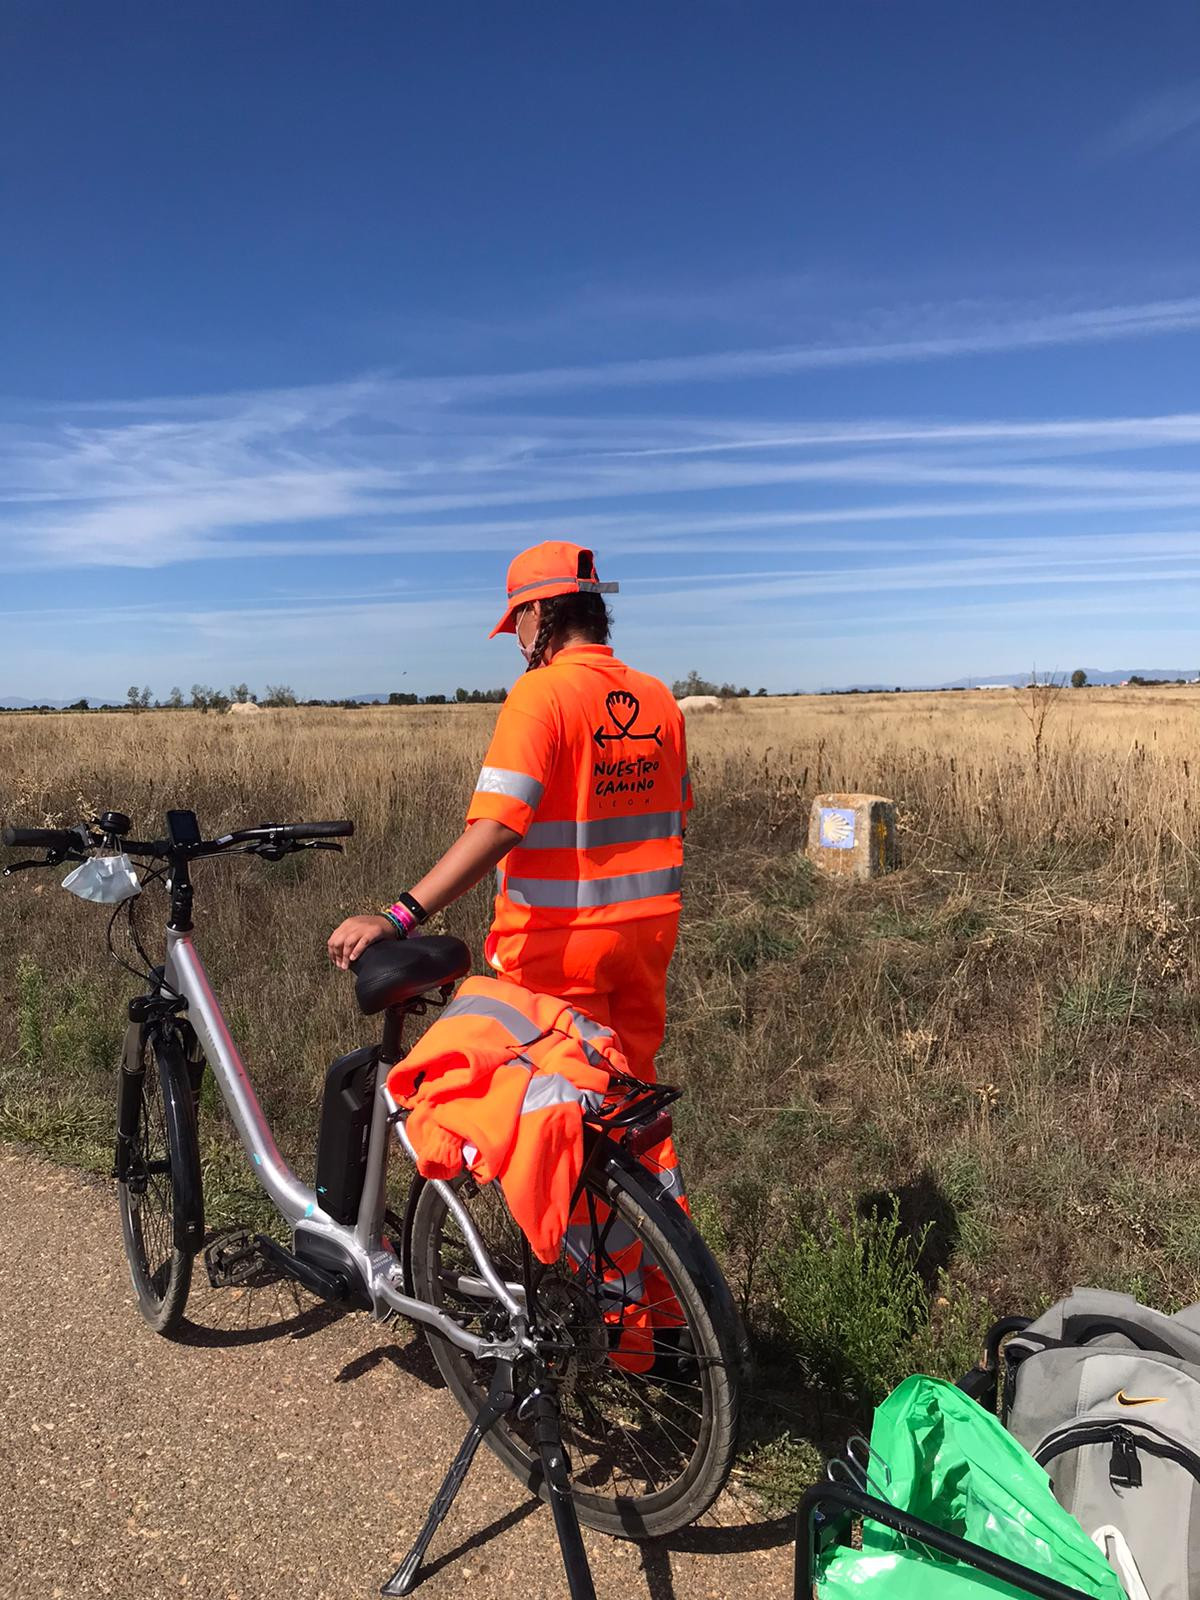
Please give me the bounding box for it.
[3,2,1200,699]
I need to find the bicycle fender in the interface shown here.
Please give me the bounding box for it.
[114,1022,148,1182]
[152,1025,206,1253]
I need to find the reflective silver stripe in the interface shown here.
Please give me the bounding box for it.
[565,1220,643,1302]
[504,865,683,910]
[506,576,619,601]
[439,993,544,1046]
[655,1164,686,1203]
[565,1007,616,1069]
[522,811,683,851]
[475,765,545,807]
[681,771,690,804]
[521,1073,606,1115]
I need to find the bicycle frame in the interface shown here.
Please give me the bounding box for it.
[149,923,528,1361]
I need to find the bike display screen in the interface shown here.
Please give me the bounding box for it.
[166,810,202,849]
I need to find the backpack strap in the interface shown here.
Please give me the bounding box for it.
[1061,1314,1188,1359]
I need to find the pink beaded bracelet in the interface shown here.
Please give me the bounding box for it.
[382,901,418,936]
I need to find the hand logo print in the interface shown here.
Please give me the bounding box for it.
[592,690,663,749]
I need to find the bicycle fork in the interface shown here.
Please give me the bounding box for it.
[379,1358,596,1600]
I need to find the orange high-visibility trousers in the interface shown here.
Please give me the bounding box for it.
[489,912,686,1370]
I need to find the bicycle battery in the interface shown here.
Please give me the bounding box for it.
[314,1045,379,1224]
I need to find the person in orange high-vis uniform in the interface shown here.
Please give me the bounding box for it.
[328,541,692,1367]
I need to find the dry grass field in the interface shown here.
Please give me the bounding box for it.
[3,687,1200,1495]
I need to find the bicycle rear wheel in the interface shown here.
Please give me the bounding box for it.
[407,1144,746,1538]
[115,1024,204,1335]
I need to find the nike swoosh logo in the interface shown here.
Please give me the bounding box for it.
[1115,1390,1165,1407]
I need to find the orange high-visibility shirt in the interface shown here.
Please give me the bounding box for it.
[466,645,692,936]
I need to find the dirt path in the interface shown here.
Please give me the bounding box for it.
[0,1148,793,1600]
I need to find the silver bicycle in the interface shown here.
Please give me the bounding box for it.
[2,807,746,1597]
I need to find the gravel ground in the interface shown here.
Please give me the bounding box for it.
[0,1148,793,1600]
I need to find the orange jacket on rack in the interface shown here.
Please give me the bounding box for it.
[466,645,692,945]
[386,976,628,1263]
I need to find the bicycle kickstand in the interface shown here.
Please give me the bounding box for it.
[380,1358,517,1597]
[529,1385,598,1600]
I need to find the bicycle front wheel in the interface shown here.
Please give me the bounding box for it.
[115,1024,204,1335]
[408,1144,746,1538]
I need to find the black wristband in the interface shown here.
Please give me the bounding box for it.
[397,890,429,925]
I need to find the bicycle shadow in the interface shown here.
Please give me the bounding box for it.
[636,1509,797,1599]
[391,1500,541,1586]
[177,1266,445,1390]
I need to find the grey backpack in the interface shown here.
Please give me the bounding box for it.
[1002,1288,1200,1600]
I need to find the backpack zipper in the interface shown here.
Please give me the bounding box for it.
[1037,1419,1200,1493]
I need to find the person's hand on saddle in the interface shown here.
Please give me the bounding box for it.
[327,914,396,969]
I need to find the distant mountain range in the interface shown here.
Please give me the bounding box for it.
[3,670,1199,710]
[0,694,127,709]
[940,668,1199,689]
[824,668,1200,693]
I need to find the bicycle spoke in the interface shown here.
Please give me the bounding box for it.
[413,1155,733,1524]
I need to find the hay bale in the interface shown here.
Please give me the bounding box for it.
[228,700,265,716]
[807,791,898,880]
[676,695,723,714]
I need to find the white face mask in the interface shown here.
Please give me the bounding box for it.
[61,854,142,905]
[516,606,538,664]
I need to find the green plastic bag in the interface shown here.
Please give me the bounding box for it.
[817,1377,1126,1599]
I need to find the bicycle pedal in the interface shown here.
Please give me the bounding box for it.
[204,1229,266,1288]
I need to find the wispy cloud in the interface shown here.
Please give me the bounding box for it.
[6,285,1200,693]
[1097,81,1200,161]
[27,293,1200,419]
[10,357,1200,573]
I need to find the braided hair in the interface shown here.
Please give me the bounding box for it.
[524,592,612,671]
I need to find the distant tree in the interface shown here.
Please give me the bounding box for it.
[127,685,141,710]
[67,697,89,711]
[388,691,419,706]
[755,687,767,697]
[230,682,251,704]
[138,685,152,709]
[191,683,213,712]
[672,670,719,698]
[167,687,184,710]
[424,693,447,705]
[263,684,297,708]
[1070,669,1088,690]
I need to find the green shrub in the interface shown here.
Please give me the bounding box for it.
[771,1200,930,1409]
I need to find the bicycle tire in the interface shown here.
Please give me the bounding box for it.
[115,1024,204,1335]
[407,1143,746,1538]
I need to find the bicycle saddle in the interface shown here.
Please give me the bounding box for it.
[351,936,471,1015]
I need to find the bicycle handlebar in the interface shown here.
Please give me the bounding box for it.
[2,817,354,860]
[275,821,354,841]
[1,824,88,852]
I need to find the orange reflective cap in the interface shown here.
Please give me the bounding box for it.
[488,540,620,638]
[468,646,692,935]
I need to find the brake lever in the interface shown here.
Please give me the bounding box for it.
[3,849,87,876]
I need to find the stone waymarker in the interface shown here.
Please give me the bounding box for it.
[807,792,898,880]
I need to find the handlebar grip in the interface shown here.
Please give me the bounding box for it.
[2,824,84,852]
[278,820,354,840]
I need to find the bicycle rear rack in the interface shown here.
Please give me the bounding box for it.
[382,1073,680,1596]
